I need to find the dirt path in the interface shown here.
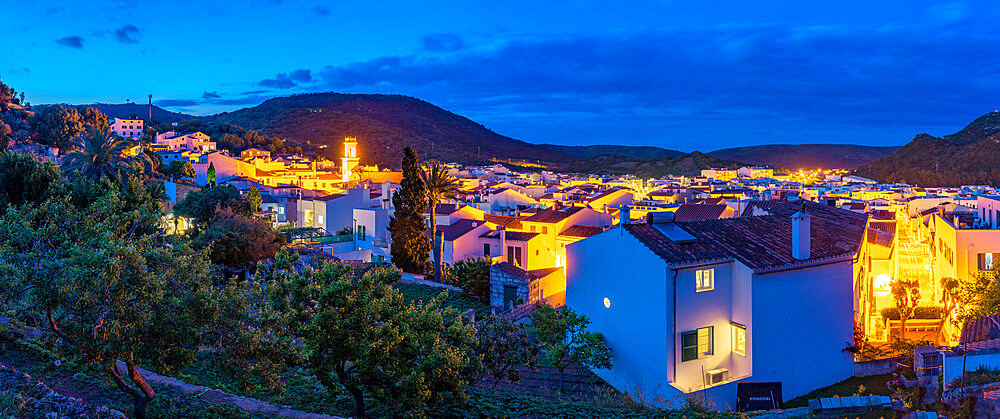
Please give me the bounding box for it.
[0,347,343,419]
[113,361,343,419]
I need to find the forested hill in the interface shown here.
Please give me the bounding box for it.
[710,144,899,170]
[198,93,576,166]
[853,112,1000,186]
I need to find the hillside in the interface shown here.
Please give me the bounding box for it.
[709,144,899,169]
[539,144,684,160]
[854,112,1000,187]
[563,151,745,178]
[198,93,574,166]
[76,102,190,123]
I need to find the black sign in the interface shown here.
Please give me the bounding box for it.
[737,382,783,411]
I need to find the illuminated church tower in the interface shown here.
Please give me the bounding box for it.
[341,137,359,183]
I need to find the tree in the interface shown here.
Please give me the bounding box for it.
[421,162,460,282]
[194,206,285,274]
[79,106,110,132]
[448,257,492,301]
[246,186,262,212]
[0,192,289,419]
[0,152,61,213]
[160,159,196,181]
[173,185,249,227]
[389,147,431,274]
[61,127,131,181]
[29,105,84,151]
[936,277,960,344]
[207,162,217,186]
[475,315,539,388]
[268,262,480,417]
[530,304,612,392]
[0,120,11,151]
[890,277,921,341]
[0,77,13,110]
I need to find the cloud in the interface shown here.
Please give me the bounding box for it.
[202,91,221,99]
[312,5,330,15]
[115,25,141,44]
[420,33,466,52]
[155,99,198,107]
[259,70,312,89]
[308,23,1000,136]
[56,36,84,48]
[289,69,311,82]
[44,7,64,14]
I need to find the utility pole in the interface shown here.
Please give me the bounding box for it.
[148,94,152,121]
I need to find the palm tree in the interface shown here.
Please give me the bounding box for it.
[421,162,460,282]
[61,127,131,181]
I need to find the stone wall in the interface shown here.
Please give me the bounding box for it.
[490,263,529,310]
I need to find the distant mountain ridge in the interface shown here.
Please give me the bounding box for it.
[854,112,1000,187]
[69,92,895,174]
[709,144,899,170]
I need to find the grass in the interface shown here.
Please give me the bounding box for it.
[785,373,894,408]
[394,282,492,317]
[0,341,264,418]
[950,366,1000,388]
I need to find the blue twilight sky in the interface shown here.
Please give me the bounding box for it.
[3,0,1000,150]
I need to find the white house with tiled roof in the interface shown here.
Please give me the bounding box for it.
[566,200,867,409]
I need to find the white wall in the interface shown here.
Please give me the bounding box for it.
[944,351,1000,388]
[750,261,856,401]
[566,227,679,401]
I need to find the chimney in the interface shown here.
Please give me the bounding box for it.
[499,226,507,261]
[619,205,631,226]
[382,181,392,210]
[791,203,811,260]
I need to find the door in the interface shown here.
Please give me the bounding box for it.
[503,285,518,311]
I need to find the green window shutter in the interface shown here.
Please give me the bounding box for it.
[681,331,698,362]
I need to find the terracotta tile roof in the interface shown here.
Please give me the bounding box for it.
[426,203,460,215]
[625,200,866,273]
[866,228,894,248]
[492,262,564,280]
[674,204,730,221]
[868,220,897,234]
[424,219,485,241]
[484,214,523,229]
[523,206,584,223]
[480,230,539,242]
[316,193,346,201]
[558,225,605,238]
[870,209,895,220]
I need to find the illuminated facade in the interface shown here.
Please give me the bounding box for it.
[341,137,359,183]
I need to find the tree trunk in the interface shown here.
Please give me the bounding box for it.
[349,386,366,418]
[430,201,442,282]
[106,361,154,419]
[558,368,565,393]
[899,315,908,342]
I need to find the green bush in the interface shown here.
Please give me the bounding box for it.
[880,306,944,321]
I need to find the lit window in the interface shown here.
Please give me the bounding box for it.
[681,326,714,362]
[732,323,746,356]
[696,269,714,292]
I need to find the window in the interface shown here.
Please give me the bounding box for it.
[542,226,549,234]
[681,326,714,362]
[507,246,523,267]
[732,323,746,356]
[484,243,491,257]
[530,226,537,232]
[978,253,1000,270]
[696,269,714,292]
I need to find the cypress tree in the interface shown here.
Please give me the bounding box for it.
[389,147,431,274]
[207,162,217,187]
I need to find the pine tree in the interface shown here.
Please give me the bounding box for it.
[389,147,431,274]
[206,162,217,187]
[246,186,262,212]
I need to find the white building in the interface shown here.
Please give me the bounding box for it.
[110,118,144,140]
[566,200,867,409]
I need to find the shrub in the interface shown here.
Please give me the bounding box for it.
[880,306,944,321]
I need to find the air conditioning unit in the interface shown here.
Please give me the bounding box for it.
[706,368,729,385]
